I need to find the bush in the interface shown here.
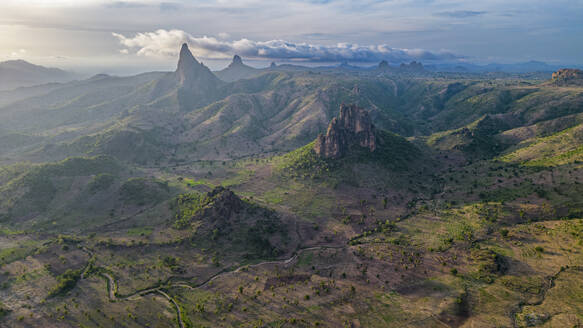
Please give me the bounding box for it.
[48,269,82,297]
[88,173,116,193]
[120,177,169,205]
[0,301,9,318]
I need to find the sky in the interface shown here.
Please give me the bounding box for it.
[0,0,581,75]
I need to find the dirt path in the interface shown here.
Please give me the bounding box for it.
[94,245,345,327]
[510,266,582,327]
[102,273,117,300]
[157,290,185,328]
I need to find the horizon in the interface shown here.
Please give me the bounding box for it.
[1,0,582,75]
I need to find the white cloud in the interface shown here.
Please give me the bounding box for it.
[10,48,27,57]
[113,29,462,63]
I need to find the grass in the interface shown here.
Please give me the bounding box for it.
[126,227,153,236]
[2,78,583,327]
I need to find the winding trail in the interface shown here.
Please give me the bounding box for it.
[93,245,345,328]
[157,290,185,328]
[510,266,583,328]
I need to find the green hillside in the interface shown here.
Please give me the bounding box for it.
[2,47,583,327]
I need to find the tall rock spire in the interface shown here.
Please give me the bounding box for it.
[314,104,376,159]
[172,43,222,110]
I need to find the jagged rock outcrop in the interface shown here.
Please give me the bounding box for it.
[399,61,424,72]
[175,43,221,88]
[551,68,583,86]
[173,186,287,258]
[314,104,376,159]
[173,43,223,110]
[196,186,243,220]
[378,60,425,74]
[232,55,243,65]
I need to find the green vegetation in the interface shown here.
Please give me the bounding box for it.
[172,192,206,229]
[277,130,420,181]
[120,177,170,205]
[88,173,116,193]
[48,269,82,297]
[0,301,9,318]
[277,141,331,179]
[1,61,583,327]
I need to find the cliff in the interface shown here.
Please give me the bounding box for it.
[314,104,376,158]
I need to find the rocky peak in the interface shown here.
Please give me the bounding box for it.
[176,43,198,76]
[400,61,424,72]
[172,43,222,110]
[551,68,583,86]
[231,55,243,65]
[175,43,218,85]
[314,104,376,159]
[198,186,243,220]
[270,62,277,68]
[378,60,390,69]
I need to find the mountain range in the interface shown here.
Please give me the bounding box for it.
[0,59,76,91]
[1,43,583,327]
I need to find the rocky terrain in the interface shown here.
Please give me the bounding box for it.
[314,104,376,158]
[1,45,583,328]
[215,55,261,82]
[550,68,583,86]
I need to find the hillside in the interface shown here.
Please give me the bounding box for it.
[215,55,262,82]
[2,56,583,327]
[0,59,75,90]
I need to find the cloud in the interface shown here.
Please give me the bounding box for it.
[105,1,148,9]
[434,10,487,18]
[10,49,27,57]
[159,2,181,11]
[113,29,462,63]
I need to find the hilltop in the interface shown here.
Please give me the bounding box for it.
[215,55,261,82]
[2,43,583,328]
[550,68,583,86]
[0,59,75,90]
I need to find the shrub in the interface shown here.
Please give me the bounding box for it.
[48,269,82,297]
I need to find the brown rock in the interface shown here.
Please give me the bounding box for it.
[314,104,376,158]
[551,68,583,86]
[197,186,243,220]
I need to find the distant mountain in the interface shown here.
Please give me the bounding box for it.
[215,55,261,82]
[425,60,572,73]
[0,59,75,90]
[174,43,224,110]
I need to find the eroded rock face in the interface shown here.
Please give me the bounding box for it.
[175,43,218,86]
[174,43,223,110]
[551,68,583,86]
[314,104,376,159]
[198,186,243,220]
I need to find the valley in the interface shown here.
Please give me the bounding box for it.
[1,44,583,328]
